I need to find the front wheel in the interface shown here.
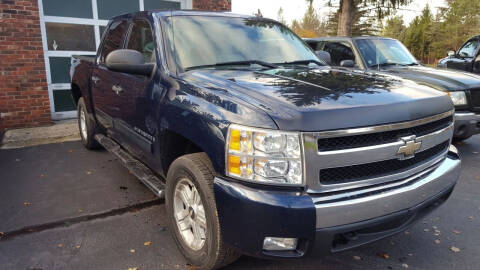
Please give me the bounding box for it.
[77,97,100,149]
[165,153,240,270]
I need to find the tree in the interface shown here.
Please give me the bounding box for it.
[381,16,406,42]
[326,0,379,36]
[431,0,480,57]
[290,0,327,38]
[403,5,434,63]
[277,7,287,25]
[331,0,412,36]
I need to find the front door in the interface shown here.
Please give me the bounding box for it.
[447,39,479,72]
[91,20,130,129]
[114,19,160,160]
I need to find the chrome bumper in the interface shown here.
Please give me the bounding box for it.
[313,147,460,228]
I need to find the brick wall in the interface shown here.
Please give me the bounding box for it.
[193,0,231,11]
[0,0,51,132]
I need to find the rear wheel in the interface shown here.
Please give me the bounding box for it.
[166,153,240,270]
[77,97,100,149]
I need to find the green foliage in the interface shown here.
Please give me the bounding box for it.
[290,1,327,37]
[326,0,380,36]
[328,0,411,35]
[381,16,406,41]
[431,0,480,58]
[404,5,434,62]
[359,0,412,19]
[380,0,480,63]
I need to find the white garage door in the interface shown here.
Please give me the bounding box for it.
[37,0,192,120]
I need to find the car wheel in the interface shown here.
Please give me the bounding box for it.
[77,97,100,149]
[166,153,240,270]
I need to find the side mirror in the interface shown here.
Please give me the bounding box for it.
[106,49,154,76]
[340,59,355,68]
[315,50,331,65]
[448,50,455,57]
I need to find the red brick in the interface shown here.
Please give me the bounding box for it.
[0,0,51,132]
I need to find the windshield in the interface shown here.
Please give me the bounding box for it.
[164,16,321,71]
[355,39,418,68]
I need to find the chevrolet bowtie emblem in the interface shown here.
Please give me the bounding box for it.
[397,135,422,159]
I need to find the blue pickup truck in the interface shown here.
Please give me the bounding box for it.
[71,10,461,270]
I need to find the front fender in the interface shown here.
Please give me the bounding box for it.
[159,84,277,174]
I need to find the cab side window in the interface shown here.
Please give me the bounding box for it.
[323,42,355,66]
[126,20,155,63]
[100,20,129,63]
[458,39,479,58]
[306,41,323,51]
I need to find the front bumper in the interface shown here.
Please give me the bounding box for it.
[213,147,461,258]
[454,112,480,138]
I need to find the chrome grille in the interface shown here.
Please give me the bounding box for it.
[317,116,452,151]
[319,141,449,184]
[302,110,454,193]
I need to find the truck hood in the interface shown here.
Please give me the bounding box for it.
[185,67,453,131]
[372,65,480,92]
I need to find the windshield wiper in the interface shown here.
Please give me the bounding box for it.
[370,62,419,68]
[279,59,325,67]
[185,60,278,71]
[369,62,399,68]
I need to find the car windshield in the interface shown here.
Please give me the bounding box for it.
[355,39,418,68]
[164,16,321,71]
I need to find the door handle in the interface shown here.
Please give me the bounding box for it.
[92,76,100,84]
[112,85,123,94]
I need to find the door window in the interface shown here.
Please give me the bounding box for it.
[100,20,129,63]
[323,42,355,66]
[126,20,155,63]
[306,41,323,51]
[458,39,479,58]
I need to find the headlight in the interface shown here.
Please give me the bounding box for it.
[226,124,304,186]
[449,91,467,106]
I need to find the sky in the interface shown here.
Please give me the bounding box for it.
[231,0,447,27]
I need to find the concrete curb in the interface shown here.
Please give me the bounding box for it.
[0,119,81,149]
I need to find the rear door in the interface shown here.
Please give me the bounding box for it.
[91,20,130,129]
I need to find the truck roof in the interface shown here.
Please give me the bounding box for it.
[109,10,256,21]
[304,36,398,42]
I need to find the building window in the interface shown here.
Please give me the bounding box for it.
[49,57,71,83]
[97,0,139,20]
[46,23,96,51]
[42,0,93,18]
[144,0,181,10]
[53,89,76,112]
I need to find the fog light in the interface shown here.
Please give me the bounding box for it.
[263,237,298,251]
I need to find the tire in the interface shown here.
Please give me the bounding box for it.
[77,97,100,149]
[166,153,240,270]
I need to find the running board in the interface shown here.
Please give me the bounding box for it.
[94,134,165,199]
